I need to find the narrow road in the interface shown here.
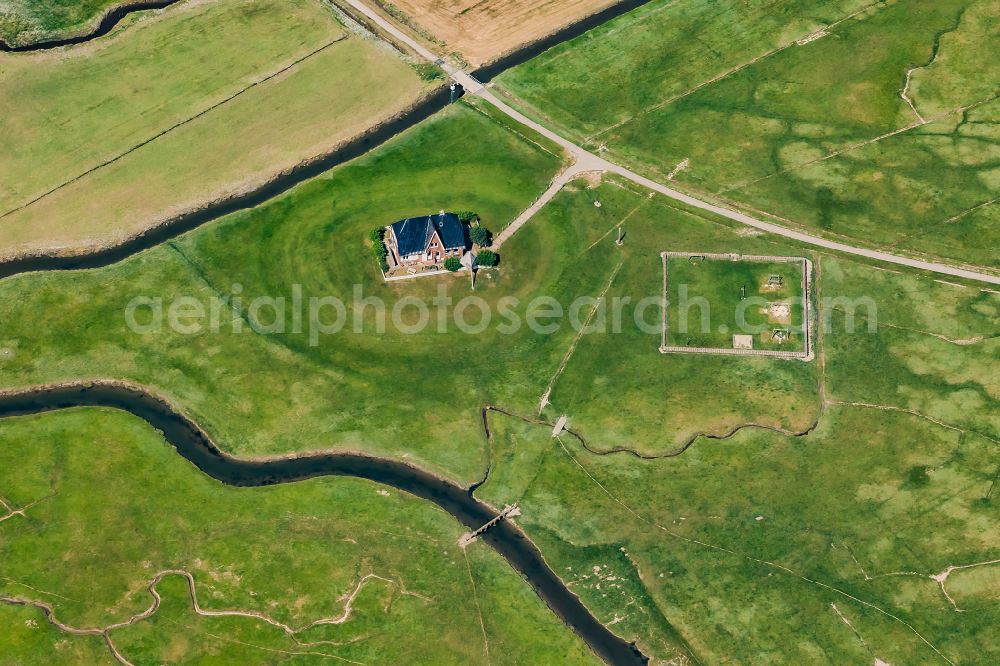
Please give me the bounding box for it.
[493,163,584,248]
[342,0,1000,286]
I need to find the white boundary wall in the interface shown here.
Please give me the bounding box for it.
[659,252,815,362]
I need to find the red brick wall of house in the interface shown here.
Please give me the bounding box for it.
[386,225,463,266]
[425,230,446,263]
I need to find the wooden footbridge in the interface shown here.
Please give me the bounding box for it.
[459,503,521,548]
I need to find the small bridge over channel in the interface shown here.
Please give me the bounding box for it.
[459,504,521,548]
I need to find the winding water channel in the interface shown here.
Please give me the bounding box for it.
[0,1,668,662]
[0,383,649,665]
[0,1,180,52]
[0,0,661,281]
[470,0,659,82]
[0,85,456,280]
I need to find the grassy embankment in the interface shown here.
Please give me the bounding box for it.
[0,0,431,257]
[0,408,597,665]
[497,0,1000,268]
[377,0,619,67]
[0,0,127,45]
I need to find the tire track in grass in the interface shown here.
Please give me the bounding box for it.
[584,1,885,143]
[462,549,492,664]
[0,492,53,523]
[539,259,624,414]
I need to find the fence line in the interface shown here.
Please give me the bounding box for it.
[659,251,815,361]
[382,267,468,282]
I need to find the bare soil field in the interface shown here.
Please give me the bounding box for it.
[379,0,618,65]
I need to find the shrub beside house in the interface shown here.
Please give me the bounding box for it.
[369,228,389,273]
[475,249,498,267]
[469,224,492,248]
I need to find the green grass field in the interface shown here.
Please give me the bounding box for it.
[0,100,567,482]
[0,57,997,662]
[476,402,1000,664]
[0,103,827,478]
[497,0,1000,269]
[476,175,996,661]
[475,251,999,661]
[666,256,806,351]
[520,177,821,454]
[820,256,1000,440]
[0,408,597,665]
[0,0,430,256]
[0,604,115,665]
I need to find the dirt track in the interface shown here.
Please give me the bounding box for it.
[382,0,618,65]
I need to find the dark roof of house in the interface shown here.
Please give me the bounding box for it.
[390,213,464,256]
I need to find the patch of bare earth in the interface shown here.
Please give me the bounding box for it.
[381,0,618,66]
